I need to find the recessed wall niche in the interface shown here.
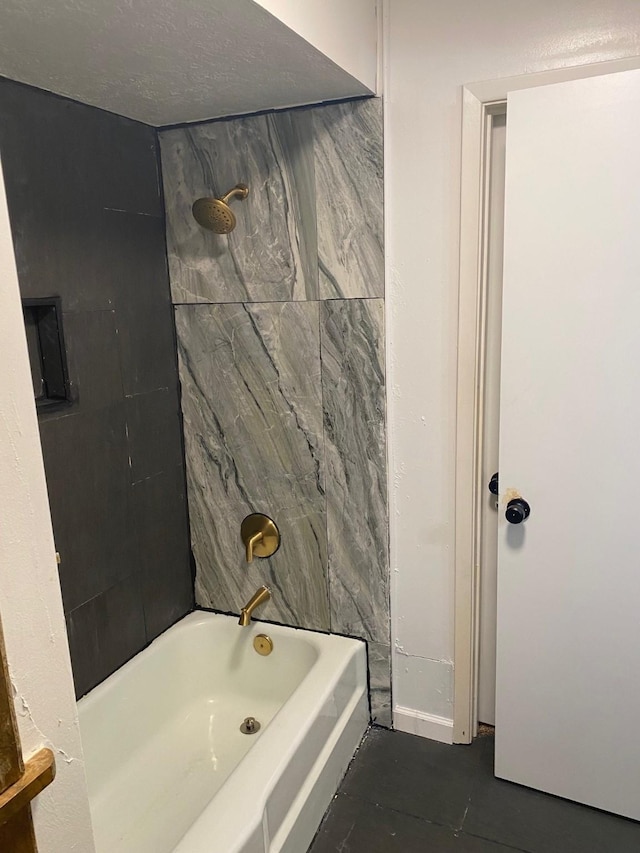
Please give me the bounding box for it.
[22,297,71,412]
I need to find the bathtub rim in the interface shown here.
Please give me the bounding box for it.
[77,609,369,853]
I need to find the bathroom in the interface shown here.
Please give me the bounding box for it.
[2,1,640,851]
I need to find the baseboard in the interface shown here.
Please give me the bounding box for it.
[393,706,454,744]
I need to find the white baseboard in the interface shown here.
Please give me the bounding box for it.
[393,706,454,744]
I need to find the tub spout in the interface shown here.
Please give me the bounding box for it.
[239,585,271,626]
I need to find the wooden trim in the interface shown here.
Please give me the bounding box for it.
[453,53,640,745]
[0,614,23,792]
[0,614,56,852]
[0,809,37,853]
[453,89,497,744]
[394,706,454,744]
[465,56,640,103]
[0,748,55,828]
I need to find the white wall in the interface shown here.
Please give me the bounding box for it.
[255,0,379,93]
[0,161,95,851]
[386,0,640,727]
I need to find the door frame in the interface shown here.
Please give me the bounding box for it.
[453,55,640,744]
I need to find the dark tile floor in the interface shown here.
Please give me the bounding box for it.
[308,728,640,852]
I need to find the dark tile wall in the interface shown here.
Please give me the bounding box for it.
[0,79,193,697]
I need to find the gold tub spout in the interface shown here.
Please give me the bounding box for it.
[239,585,271,627]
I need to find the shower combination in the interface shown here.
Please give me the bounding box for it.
[192,183,249,234]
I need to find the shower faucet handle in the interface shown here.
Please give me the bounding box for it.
[245,530,264,563]
[241,513,280,563]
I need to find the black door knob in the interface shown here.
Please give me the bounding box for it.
[488,472,499,495]
[506,498,531,524]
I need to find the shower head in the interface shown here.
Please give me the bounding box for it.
[192,183,249,234]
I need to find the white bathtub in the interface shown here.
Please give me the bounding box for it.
[78,611,368,853]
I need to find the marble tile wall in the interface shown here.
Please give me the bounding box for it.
[315,101,384,299]
[321,299,388,644]
[175,302,328,630]
[161,98,391,726]
[161,110,318,302]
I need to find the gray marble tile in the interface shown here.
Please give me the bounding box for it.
[160,111,318,303]
[321,298,389,643]
[176,301,329,629]
[314,98,384,299]
[369,642,392,729]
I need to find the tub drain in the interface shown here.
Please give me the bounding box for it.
[240,716,261,735]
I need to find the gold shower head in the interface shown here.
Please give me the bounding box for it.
[192,183,249,234]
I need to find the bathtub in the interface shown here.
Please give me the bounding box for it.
[78,611,368,853]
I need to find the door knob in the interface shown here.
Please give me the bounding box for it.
[488,472,499,495]
[506,498,531,524]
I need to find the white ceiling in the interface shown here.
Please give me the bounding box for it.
[0,0,371,127]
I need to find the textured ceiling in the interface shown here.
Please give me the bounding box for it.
[0,0,370,126]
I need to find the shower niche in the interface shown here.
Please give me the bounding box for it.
[22,297,71,412]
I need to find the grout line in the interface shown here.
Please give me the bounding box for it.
[457,799,471,832]
[171,296,385,308]
[157,95,373,132]
[102,207,160,218]
[337,789,457,831]
[456,828,532,853]
[336,791,532,853]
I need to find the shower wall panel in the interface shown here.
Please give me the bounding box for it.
[161,110,318,303]
[175,301,329,630]
[0,79,193,698]
[321,298,388,644]
[314,101,384,299]
[161,98,391,726]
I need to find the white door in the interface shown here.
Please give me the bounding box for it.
[495,68,640,820]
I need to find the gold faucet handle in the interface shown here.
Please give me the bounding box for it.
[240,513,280,563]
[246,531,263,563]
